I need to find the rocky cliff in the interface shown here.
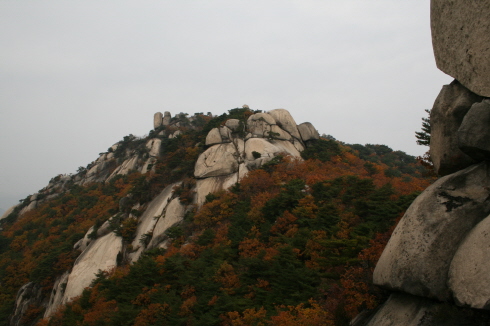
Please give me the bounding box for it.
[2,107,319,325]
[353,1,490,325]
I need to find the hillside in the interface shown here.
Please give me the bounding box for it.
[0,108,433,326]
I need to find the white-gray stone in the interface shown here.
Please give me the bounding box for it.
[0,204,17,221]
[169,130,181,139]
[44,271,70,318]
[431,0,490,97]
[430,80,482,176]
[10,282,44,326]
[62,232,122,306]
[205,128,222,146]
[225,119,241,132]
[270,125,292,140]
[141,157,157,174]
[18,200,37,216]
[449,214,490,309]
[162,111,171,126]
[361,293,485,326]
[244,138,301,162]
[364,293,433,326]
[194,142,241,178]
[148,197,186,248]
[457,100,490,161]
[247,113,276,138]
[194,174,239,205]
[154,112,163,129]
[219,126,233,141]
[128,183,178,263]
[268,109,301,139]
[107,155,140,180]
[297,122,319,142]
[374,162,490,301]
[146,138,162,157]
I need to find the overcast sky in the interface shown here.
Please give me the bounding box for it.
[0,1,452,210]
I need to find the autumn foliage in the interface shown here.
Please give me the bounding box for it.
[0,109,435,326]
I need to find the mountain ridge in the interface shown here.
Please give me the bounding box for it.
[0,107,432,326]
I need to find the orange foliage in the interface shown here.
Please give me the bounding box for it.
[215,262,240,294]
[246,192,276,223]
[133,303,169,326]
[179,295,197,316]
[269,301,333,326]
[132,286,160,306]
[339,222,400,318]
[221,307,268,326]
[270,211,298,236]
[194,192,238,226]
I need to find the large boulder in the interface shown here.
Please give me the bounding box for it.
[244,138,301,162]
[449,214,490,309]
[374,162,490,301]
[247,113,276,138]
[268,109,301,139]
[297,122,319,142]
[361,293,490,326]
[430,80,482,176]
[431,0,490,97]
[225,119,241,132]
[205,128,222,145]
[154,112,163,129]
[457,100,490,161]
[194,142,243,178]
[162,111,171,126]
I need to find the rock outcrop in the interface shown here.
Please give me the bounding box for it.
[374,162,490,301]
[8,108,320,323]
[457,99,490,161]
[357,293,490,326]
[10,282,45,326]
[449,214,490,309]
[361,3,490,324]
[429,80,482,176]
[431,0,490,97]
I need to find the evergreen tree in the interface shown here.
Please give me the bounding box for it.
[415,109,431,146]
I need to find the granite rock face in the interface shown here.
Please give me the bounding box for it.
[268,108,301,139]
[457,100,490,161]
[429,80,482,176]
[194,142,242,178]
[154,112,163,129]
[10,282,45,326]
[297,122,320,142]
[358,293,490,326]
[431,0,490,97]
[449,214,490,309]
[61,232,123,309]
[374,162,490,301]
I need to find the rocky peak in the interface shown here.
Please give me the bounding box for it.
[4,107,320,323]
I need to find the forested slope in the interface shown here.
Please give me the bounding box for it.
[0,108,433,326]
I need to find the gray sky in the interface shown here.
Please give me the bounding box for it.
[0,1,452,210]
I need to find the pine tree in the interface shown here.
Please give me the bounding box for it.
[415,109,431,146]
